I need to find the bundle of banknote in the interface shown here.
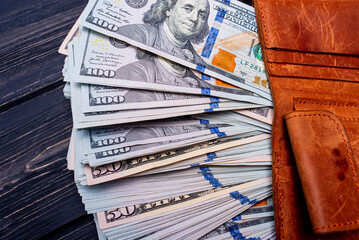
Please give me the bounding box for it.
[60,0,276,239]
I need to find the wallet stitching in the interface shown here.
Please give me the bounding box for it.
[295,100,359,120]
[295,99,359,108]
[340,117,359,121]
[257,0,272,61]
[285,113,359,230]
[275,152,285,239]
[313,220,359,231]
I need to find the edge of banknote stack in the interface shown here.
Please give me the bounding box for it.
[60,0,276,239]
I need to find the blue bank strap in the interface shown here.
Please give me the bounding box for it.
[210,97,220,102]
[190,163,200,167]
[228,224,261,240]
[207,152,217,158]
[198,167,223,188]
[229,191,252,204]
[209,102,219,108]
[200,119,210,124]
[201,87,211,95]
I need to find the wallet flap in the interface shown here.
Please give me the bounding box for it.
[265,50,359,69]
[285,110,359,234]
[267,63,359,82]
[256,0,359,55]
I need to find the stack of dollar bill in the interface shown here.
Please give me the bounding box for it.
[59,0,276,239]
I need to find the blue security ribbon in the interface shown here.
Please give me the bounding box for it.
[214,8,227,23]
[201,73,210,80]
[196,63,206,72]
[201,27,219,58]
[222,0,230,5]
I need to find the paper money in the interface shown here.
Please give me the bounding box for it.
[83,134,270,182]
[97,178,272,229]
[82,141,271,185]
[78,166,272,213]
[60,1,276,238]
[71,82,264,129]
[102,187,272,240]
[80,83,234,113]
[201,216,275,239]
[59,17,81,55]
[236,107,273,125]
[84,129,267,166]
[79,0,270,99]
[72,28,272,106]
[79,121,258,154]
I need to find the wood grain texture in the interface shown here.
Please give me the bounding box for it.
[0,0,97,239]
[0,86,90,239]
[0,0,87,110]
[41,214,98,240]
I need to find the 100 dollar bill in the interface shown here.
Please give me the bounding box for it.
[72,29,272,106]
[79,0,270,99]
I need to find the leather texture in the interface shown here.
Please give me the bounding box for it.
[286,110,359,234]
[253,0,359,239]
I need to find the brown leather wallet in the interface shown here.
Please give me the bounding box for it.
[253,0,359,239]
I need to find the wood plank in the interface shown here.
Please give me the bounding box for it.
[0,85,95,239]
[41,215,98,240]
[0,1,86,109]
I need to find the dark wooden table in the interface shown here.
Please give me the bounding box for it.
[0,1,98,239]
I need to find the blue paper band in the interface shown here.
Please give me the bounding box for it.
[232,215,242,221]
[207,152,217,158]
[209,102,219,108]
[199,167,211,172]
[201,73,210,80]
[210,97,219,102]
[217,132,227,137]
[199,169,223,188]
[201,27,219,58]
[201,87,211,95]
[230,191,251,205]
[196,63,206,72]
[228,225,242,238]
[204,158,213,162]
[203,173,214,180]
[249,199,258,205]
[200,119,210,124]
[239,196,249,204]
[205,108,214,112]
[210,127,220,133]
[190,163,200,167]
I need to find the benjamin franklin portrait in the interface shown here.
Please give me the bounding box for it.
[114,47,213,101]
[118,0,210,65]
